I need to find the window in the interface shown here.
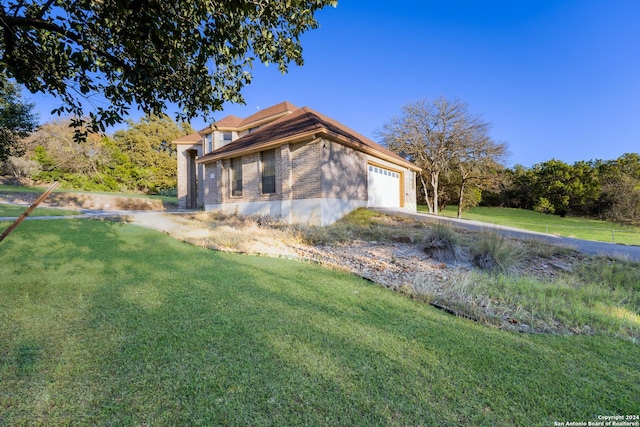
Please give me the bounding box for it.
[261,149,276,194]
[206,133,213,152]
[231,157,243,197]
[222,132,232,144]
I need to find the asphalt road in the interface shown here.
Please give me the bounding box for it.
[373,208,640,262]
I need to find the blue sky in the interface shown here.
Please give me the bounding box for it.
[25,0,640,167]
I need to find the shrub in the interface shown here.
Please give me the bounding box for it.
[533,197,555,214]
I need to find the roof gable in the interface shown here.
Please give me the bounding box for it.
[198,101,298,134]
[213,115,243,128]
[197,105,419,171]
[239,101,298,128]
[172,132,203,144]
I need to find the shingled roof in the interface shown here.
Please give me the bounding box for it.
[213,115,243,128]
[173,132,203,144]
[238,101,298,127]
[198,101,298,133]
[197,106,420,172]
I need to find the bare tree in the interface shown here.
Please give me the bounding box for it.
[23,118,109,178]
[454,133,508,218]
[379,97,502,215]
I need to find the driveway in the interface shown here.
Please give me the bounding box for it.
[373,208,640,262]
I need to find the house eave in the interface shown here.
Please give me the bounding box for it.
[197,127,421,172]
[196,130,320,164]
[198,111,293,135]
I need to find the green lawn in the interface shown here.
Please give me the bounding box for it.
[0,203,80,217]
[0,184,54,194]
[419,205,640,245]
[0,184,177,204]
[0,219,638,425]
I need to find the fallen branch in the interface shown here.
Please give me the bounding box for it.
[0,182,59,243]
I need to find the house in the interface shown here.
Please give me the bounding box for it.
[173,102,420,225]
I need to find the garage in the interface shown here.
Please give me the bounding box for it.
[367,164,402,207]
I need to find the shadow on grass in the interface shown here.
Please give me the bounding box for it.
[0,219,638,425]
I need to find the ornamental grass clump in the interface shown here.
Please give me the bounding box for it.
[422,223,464,263]
[472,230,522,274]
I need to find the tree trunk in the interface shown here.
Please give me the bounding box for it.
[420,174,433,213]
[431,171,440,215]
[457,179,466,218]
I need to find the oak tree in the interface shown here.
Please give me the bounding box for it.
[0,73,37,161]
[1,0,336,131]
[597,153,640,225]
[453,132,508,218]
[380,97,503,215]
[111,114,194,193]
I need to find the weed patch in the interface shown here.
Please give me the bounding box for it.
[291,208,425,245]
[190,209,639,341]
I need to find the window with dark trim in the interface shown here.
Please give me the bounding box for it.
[231,157,243,197]
[261,149,276,194]
[206,133,213,152]
[222,132,232,144]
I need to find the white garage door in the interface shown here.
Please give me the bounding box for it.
[367,164,401,207]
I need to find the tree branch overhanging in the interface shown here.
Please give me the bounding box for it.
[0,14,133,72]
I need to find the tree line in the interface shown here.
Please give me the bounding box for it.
[381,97,639,226]
[2,112,193,196]
[0,69,193,195]
[486,155,640,226]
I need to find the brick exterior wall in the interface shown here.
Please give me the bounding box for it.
[200,137,418,219]
[280,143,292,201]
[176,143,202,209]
[203,160,230,206]
[290,140,322,200]
[321,140,367,201]
[208,148,284,204]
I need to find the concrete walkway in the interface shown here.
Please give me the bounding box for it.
[373,208,640,262]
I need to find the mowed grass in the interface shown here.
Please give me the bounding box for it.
[0,203,80,217]
[419,205,640,245]
[0,184,177,204]
[0,219,638,425]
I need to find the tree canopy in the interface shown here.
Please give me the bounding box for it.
[0,0,336,131]
[13,114,192,193]
[379,97,507,216]
[0,72,38,161]
[487,154,640,226]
